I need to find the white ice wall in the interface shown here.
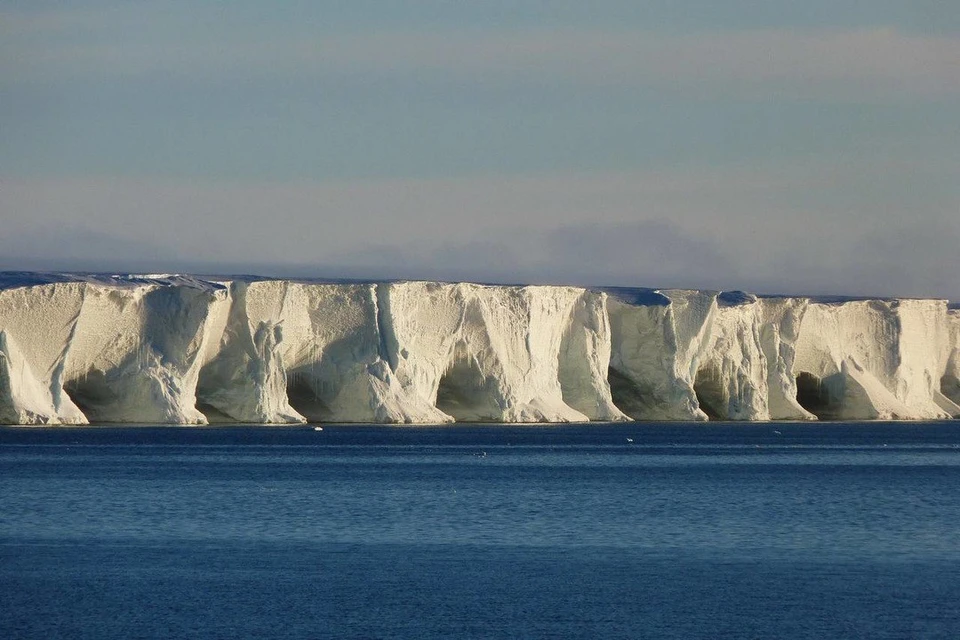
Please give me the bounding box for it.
[606,289,715,421]
[695,294,770,421]
[1,274,957,424]
[759,298,815,420]
[386,282,625,422]
[0,282,87,424]
[556,289,627,421]
[195,281,304,423]
[63,282,224,424]
[940,308,960,414]
[606,291,814,422]
[0,277,225,425]
[792,299,955,420]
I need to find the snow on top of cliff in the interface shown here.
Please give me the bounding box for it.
[0,271,225,292]
[755,292,942,305]
[599,287,672,306]
[0,272,954,307]
[0,271,84,289]
[716,290,758,307]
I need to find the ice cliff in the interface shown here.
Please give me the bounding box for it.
[1,273,957,425]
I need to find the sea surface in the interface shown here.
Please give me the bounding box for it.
[2,422,960,639]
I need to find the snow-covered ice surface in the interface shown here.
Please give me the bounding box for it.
[1,272,958,424]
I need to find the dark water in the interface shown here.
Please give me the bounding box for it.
[2,422,960,639]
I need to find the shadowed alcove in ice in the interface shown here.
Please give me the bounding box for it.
[194,400,234,423]
[940,373,960,419]
[606,366,647,420]
[0,351,18,424]
[285,370,331,422]
[435,350,501,422]
[193,365,250,423]
[795,371,844,419]
[941,374,960,408]
[62,370,116,422]
[693,366,726,420]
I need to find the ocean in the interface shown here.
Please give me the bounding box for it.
[2,423,959,639]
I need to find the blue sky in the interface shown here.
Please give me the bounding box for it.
[2,1,958,298]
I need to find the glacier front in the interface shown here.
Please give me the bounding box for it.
[1,273,958,425]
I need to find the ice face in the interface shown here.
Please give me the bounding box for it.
[385,282,626,423]
[606,289,714,421]
[792,299,956,420]
[0,273,956,424]
[939,309,960,415]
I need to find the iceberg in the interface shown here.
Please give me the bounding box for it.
[0,272,957,424]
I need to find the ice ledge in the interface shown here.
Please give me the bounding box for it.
[0,273,957,425]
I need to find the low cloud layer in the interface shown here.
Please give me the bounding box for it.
[5,18,959,101]
[2,172,956,300]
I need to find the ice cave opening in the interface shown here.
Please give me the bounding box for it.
[285,371,330,421]
[557,328,596,418]
[693,366,726,420]
[62,371,114,422]
[435,353,501,422]
[0,353,13,422]
[193,365,240,422]
[795,371,842,419]
[0,351,9,391]
[942,374,960,406]
[606,366,645,420]
[194,400,234,423]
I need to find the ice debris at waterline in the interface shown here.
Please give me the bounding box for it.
[0,272,958,425]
